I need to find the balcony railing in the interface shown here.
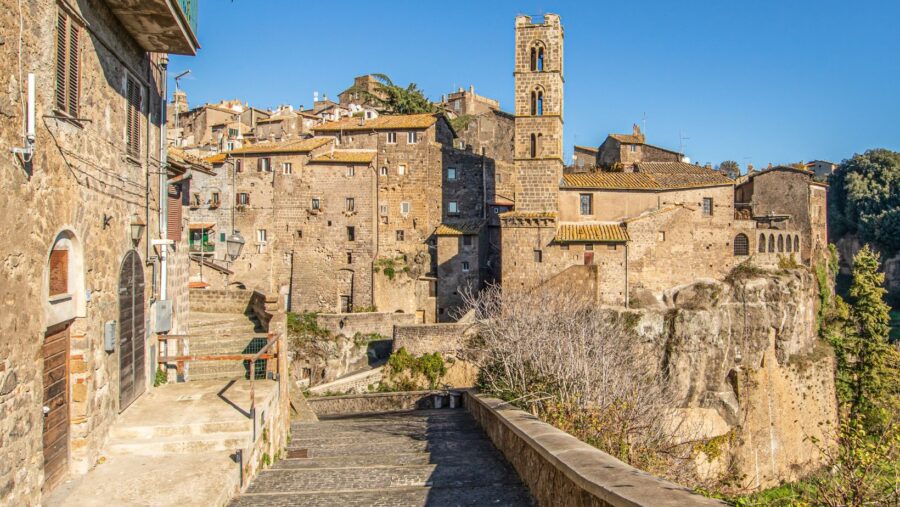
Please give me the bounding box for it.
[178,0,198,36]
[189,243,215,253]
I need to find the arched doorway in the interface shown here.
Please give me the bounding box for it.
[118,250,146,411]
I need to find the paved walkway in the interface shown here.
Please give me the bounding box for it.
[230,409,534,506]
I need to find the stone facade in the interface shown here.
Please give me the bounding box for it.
[0,0,196,503]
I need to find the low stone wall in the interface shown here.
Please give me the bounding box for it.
[307,391,443,417]
[190,289,253,314]
[316,312,415,339]
[463,392,725,507]
[308,367,384,396]
[392,322,470,356]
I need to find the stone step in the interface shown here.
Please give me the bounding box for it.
[291,420,481,438]
[244,463,522,494]
[289,429,486,447]
[287,437,495,458]
[231,485,534,507]
[109,419,251,440]
[273,452,511,470]
[107,432,251,456]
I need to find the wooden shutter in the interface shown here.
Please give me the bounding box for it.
[55,13,68,112]
[126,76,141,158]
[257,158,262,172]
[67,20,79,116]
[167,185,182,242]
[48,249,69,296]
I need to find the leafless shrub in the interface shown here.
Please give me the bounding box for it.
[462,284,706,481]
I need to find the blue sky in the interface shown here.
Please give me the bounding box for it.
[170,0,900,170]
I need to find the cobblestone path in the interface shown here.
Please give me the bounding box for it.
[230,409,534,506]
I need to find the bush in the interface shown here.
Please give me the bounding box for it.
[382,347,447,390]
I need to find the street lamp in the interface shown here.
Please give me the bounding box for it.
[226,231,245,261]
[130,213,146,246]
[173,69,191,147]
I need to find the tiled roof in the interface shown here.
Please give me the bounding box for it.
[227,137,332,155]
[561,169,732,190]
[555,223,630,243]
[434,220,484,236]
[310,151,376,164]
[609,133,644,144]
[498,211,557,219]
[574,145,598,153]
[313,113,439,132]
[204,153,227,164]
[168,147,212,170]
[635,161,713,174]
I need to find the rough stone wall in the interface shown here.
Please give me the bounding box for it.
[393,323,470,357]
[0,0,177,502]
[189,289,254,314]
[436,235,482,320]
[558,185,734,222]
[187,162,233,264]
[743,170,819,263]
[316,312,415,340]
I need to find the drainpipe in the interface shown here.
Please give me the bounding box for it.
[624,242,629,308]
[159,58,169,301]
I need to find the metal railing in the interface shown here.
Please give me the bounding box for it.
[189,242,215,253]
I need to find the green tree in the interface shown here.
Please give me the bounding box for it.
[718,160,740,179]
[829,149,900,257]
[348,74,436,115]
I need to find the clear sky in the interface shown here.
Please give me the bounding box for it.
[170,0,900,170]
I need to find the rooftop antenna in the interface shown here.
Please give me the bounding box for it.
[642,112,647,136]
[678,130,690,154]
[173,70,191,147]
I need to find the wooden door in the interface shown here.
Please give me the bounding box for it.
[42,323,69,493]
[118,250,146,411]
[583,251,594,265]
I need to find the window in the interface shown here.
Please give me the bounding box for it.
[347,226,355,241]
[379,204,388,216]
[258,157,272,172]
[537,47,544,71]
[579,194,592,215]
[530,47,537,71]
[228,128,238,138]
[448,201,459,214]
[227,142,234,151]
[447,167,457,181]
[493,207,500,214]
[386,132,397,144]
[607,244,617,251]
[530,134,537,158]
[235,159,243,172]
[49,248,69,296]
[585,244,594,251]
[346,252,353,264]
[407,132,418,144]
[463,235,473,247]
[786,235,793,252]
[777,235,784,252]
[702,198,713,216]
[296,229,302,239]
[282,162,292,174]
[794,235,800,252]
[658,231,666,242]
[345,197,355,212]
[536,91,543,115]
[55,10,80,117]
[220,232,226,242]
[768,234,775,253]
[533,249,543,263]
[167,185,182,241]
[759,233,766,253]
[734,234,749,256]
[396,230,405,241]
[398,164,406,176]
[191,193,201,207]
[629,144,637,153]
[311,198,321,210]
[346,166,355,177]
[257,229,267,243]
[125,75,142,158]
[400,202,410,215]
[380,166,388,176]
[236,192,250,205]
[462,261,470,272]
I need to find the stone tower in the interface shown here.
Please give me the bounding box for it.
[513,14,564,212]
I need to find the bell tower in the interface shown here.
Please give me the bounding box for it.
[513,14,564,212]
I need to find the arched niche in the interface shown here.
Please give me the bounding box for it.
[44,229,85,327]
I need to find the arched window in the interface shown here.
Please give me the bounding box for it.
[530,48,537,71]
[530,92,536,115]
[786,235,793,252]
[734,234,749,256]
[768,234,775,253]
[537,91,543,115]
[794,235,800,252]
[777,235,784,252]
[530,134,537,158]
[537,47,545,71]
[759,233,766,253]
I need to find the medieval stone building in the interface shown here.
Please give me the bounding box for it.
[573,124,684,171]
[0,0,198,503]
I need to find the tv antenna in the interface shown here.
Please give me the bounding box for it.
[679,130,690,154]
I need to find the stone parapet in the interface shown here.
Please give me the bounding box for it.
[463,392,725,507]
[392,323,470,357]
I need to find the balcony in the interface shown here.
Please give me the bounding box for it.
[189,242,215,254]
[104,0,199,55]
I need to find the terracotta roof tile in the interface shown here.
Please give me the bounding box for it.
[562,168,732,190]
[555,223,630,243]
[434,220,484,236]
[168,147,212,170]
[498,211,557,219]
[227,137,332,155]
[204,153,227,164]
[310,151,376,164]
[574,145,598,153]
[609,133,644,144]
[313,113,439,132]
[635,161,712,174]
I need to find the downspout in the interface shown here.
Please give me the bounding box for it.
[159,58,169,301]
[624,242,629,308]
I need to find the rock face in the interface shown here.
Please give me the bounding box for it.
[626,269,837,489]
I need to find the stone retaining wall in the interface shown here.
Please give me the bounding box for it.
[308,367,384,396]
[463,392,725,507]
[190,289,253,314]
[316,312,415,339]
[307,391,442,417]
[392,322,470,356]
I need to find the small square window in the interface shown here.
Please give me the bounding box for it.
[629,144,637,153]
[448,201,459,214]
[347,226,355,241]
[380,166,388,176]
[347,166,355,177]
[463,235,472,247]
[400,202,410,215]
[407,131,418,144]
[533,249,543,263]
[257,229,267,243]
[585,244,593,251]
[658,231,666,241]
[386,132,397,144]
[379,204,388,216]
[237,193,250,205]
[346,252,353,264]
[702,198,713,216]
[462,261,470,272]
[396,230,405,241]
[296,229,303,238]
[311,198,321,210]
[235,159,243,172]
[220,232,226,242]
[580,193,593,215]
[346,197,355,212]
[258,157,272,172]
[398,164,407,176]
[282,162,292,174]
[447,167,457,181]
[607,244,617,251]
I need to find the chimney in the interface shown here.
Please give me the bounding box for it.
[747,163,754,173]
[314,91,319,103]
[469,85,475,95]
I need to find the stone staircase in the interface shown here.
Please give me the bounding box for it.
[186,310,268,381]
[229,409,534,506]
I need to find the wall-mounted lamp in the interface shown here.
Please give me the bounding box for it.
[102,214,113,229]
[225,231,245,261]
[130,213,146,246]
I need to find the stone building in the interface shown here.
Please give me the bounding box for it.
[500,14,828,308]
[443,85,502,117]
[254,105,319,142]
[0,0,197,503]
[805,159,837,180]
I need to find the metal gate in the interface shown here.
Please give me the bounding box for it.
[42,323,69,493]
[118,250,145,411]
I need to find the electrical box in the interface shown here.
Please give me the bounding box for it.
[155,299,173,333]
[104,320,116,352]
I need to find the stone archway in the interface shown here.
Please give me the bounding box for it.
[118,250,146,411]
